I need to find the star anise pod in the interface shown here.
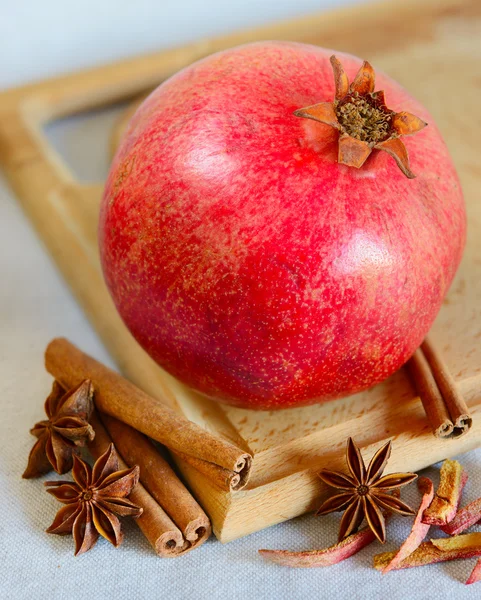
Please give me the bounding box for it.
[45,444,143,555]
[317,438,417,543]
[294,56,427,178]
[23,380,95,478]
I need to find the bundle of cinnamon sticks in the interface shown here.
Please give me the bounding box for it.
[45,338,253,557]
[407,336,472,439]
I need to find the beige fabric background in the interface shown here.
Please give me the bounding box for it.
[1,2,480,597]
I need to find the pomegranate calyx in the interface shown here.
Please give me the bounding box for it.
[349,59,375,96]
[374,137,415,179]
[293,102,340,129]
[294,55,427,178]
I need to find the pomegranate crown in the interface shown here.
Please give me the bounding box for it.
[294,56,427,178]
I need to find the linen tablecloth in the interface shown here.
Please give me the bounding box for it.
[1,3,480,595]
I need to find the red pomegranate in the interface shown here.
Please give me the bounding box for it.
[99,42,465,410]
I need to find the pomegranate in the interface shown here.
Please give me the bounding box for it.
[99,42,465,410]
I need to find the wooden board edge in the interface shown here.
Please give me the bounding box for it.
[214,395,481,542]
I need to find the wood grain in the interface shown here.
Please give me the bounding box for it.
[0,0,480,543]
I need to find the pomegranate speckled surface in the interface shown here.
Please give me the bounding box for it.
[99,41,465,409]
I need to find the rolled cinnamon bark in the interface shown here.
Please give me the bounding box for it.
[177,451,245,491]
[89,412,190,557]
[407,348,453,438]
[101,413,211,546]
[421,337,472,436]
[407,338,472,439]
[46,338,252,489]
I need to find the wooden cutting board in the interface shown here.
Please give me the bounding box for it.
[1,0,481,543]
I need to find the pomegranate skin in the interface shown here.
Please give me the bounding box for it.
[99,42,465,410]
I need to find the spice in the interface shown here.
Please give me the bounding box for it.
[294,55,427,178]
[23,380,94,478]
[89,412,192,556]
[317,438,417,543]
[382,477,434,574]
[374,535,481,571]
[45,444,142,555]
[259,526,378,568]
[45,338,252,490]
[432,533,481,552]
[466,559,481,585]
[174,450,247,492]
[422,460,467,525]
[441,496,481,536]
[407,337,472,439]
[100,413,211,547]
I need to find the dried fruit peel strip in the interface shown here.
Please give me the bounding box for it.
[374,538,481,571]
[441,496,481,536]
[431,533,481,551]
[466,558,481,585]
[382,477,434,574]
[422,460,467,525]
[259,526,376,568]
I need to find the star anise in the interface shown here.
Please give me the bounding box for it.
[294,56,427,178]
[23,380,95,478]
[317,438,417,543]
[45,444,143,555]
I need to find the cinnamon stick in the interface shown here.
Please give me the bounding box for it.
[89,412,189,557]
[100,413,211,546]
[407,337,472,439]
[421,336,472,435]
[46,338,252,489]
[176,451,246,491]
[407,348,453,438]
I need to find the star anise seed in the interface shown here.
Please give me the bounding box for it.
[294,56,427,178]
[317,438,417,543]
[23,380,95,478]
[45,444,143,555]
